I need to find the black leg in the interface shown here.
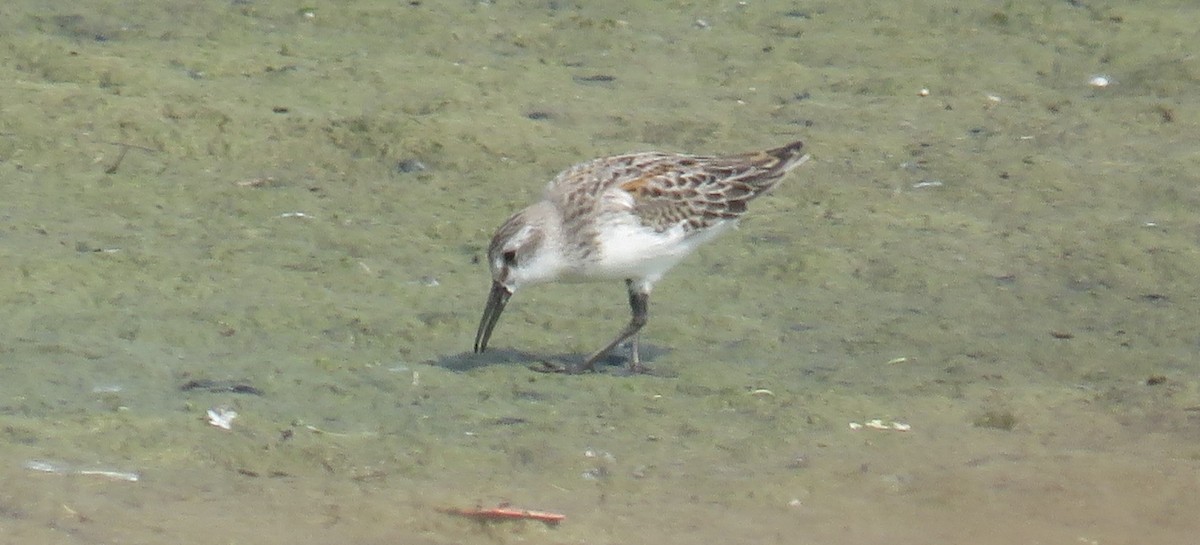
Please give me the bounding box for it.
[571,279,650,373]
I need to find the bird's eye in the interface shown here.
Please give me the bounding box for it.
[502,250,517,265]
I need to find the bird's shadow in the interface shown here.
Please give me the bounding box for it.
[429,344,672,375]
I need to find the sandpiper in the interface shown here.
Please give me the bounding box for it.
[473,140,810,374]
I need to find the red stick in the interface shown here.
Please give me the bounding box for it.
[440,504,565,525]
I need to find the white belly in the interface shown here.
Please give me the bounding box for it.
[581,220,736,283]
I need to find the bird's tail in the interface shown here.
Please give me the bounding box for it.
[756,140,809,176]
[727,139,809,194]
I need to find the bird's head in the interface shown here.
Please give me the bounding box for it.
[474,202,566,353]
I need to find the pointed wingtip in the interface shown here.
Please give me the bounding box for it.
[767,139,806,161]
[758,140,809,173]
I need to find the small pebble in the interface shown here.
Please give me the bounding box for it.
[1088,75,1112,88]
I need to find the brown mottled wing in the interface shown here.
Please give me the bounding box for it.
[615,140,808,233]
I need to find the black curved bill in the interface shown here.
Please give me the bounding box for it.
[474,281,512,353]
